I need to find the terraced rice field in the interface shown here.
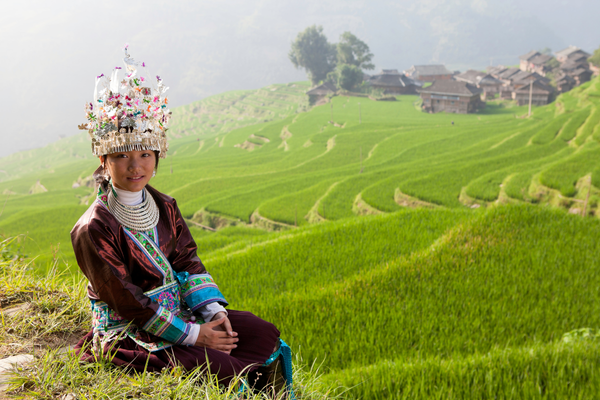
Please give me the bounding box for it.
[1,77,600,397]
[209,205,600,398]
[1,77,600,267]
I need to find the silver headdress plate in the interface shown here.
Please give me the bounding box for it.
[80,45,170,158]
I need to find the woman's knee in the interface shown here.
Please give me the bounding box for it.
[229,310,280,339]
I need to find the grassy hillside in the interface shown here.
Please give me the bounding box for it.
[169,82,311,139]
[3,78,600,398]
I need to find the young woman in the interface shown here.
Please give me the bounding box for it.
[71,48,292,396]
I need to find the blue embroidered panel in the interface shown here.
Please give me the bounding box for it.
[179,273,228,311]
[91,281,194,351]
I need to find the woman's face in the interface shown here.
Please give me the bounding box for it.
[104,150,156,192]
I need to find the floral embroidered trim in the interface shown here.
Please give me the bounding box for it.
[127,334,172,352]
[146,281,180,311]
[97,185,109,208]
[147,226,158,244]
[142,305,191,345]
[123,228,175,285]
[180,273,228,311]
[91,300,129,334]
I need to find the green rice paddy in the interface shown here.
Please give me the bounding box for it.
[2,76,600,398]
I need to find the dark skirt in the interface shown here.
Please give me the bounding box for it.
[75,310,280,384]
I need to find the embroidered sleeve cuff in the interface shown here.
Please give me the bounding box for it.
[179,273,228,311]
[142,305,192,345]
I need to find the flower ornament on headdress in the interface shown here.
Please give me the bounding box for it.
[80,46,170,158]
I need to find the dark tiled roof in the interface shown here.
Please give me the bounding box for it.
[529,54,553,65]
[510,70,533,82]
[487,66,508,77]
[511,71,550,85]
[418,80,483,96]
[561,59,587,71]
[556,73,576,84]
[519,50,540,61]
[478,75,502,85]
[454,69,485,84]
[572,68,590,76]
[405,65,453,76]
[498,67,520,79]
[369,72,421,88]
[380,69,401,75]
[556,46,590,59]
[306,82,337,95]
[568,53,589,63]
[514,80,553,94]
[556,46,580,58]
[454,71,500,86]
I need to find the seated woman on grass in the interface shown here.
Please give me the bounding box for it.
[71,47,293,397]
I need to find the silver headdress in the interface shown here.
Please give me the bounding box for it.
[80,45,170,158]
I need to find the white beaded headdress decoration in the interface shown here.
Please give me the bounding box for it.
[79,45,170,158]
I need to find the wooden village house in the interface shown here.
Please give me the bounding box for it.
[419,80,484,114]
[404,65,453,82]
[509,71,551,90]
[559,58,592,86]
[454,70,502,99]
[512,80,554,106]
[555,73,577,93]
[555,46,590,63]
[495,67,521,84]
[306,82,337,105]
[556,46,593,86]
[486,66,513,99]
[519,51,555,76]
[367,69,422,94]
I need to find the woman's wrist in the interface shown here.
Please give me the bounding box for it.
[211,311,227,321]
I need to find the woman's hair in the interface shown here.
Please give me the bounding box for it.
[93,150,160,184]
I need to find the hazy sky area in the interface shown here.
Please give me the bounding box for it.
[1,0,599,158]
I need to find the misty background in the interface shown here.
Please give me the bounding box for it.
[2,0,599,158]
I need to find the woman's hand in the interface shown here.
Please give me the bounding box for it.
[195,312,238,354]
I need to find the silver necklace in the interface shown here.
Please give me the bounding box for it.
[107,186,160,232]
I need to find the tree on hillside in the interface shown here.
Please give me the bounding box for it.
[289,25,337,85]
[337,32,375,71]
[327,64,364,91]
[589,46,600,68]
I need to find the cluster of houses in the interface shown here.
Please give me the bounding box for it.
[307,45,597,114]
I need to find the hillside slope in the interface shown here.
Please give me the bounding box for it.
[0,77,599,269]
[209,205,600,398]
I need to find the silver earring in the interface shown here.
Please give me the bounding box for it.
[152,170,156,178]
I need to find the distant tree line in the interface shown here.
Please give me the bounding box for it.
[289,25,374,91]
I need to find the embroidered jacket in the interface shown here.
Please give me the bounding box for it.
[71,184,227,352]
